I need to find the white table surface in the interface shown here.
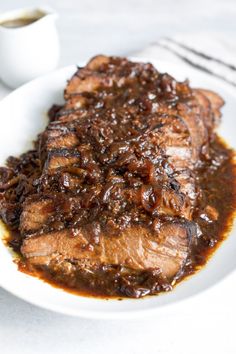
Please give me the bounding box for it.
[0,1,236,353]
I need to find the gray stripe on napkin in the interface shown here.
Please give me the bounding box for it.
[155,39,236,87]
[135,35,236,88]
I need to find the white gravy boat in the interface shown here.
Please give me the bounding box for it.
[0,7,60,89]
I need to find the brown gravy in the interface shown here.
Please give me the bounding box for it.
[9,137,236,299]
[0,14,43,28]
[0,56,236,299]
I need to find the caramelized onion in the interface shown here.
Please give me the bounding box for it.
[0,176,20,190]
[140,185,161,212]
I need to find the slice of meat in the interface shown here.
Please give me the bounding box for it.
[20,194,82,235]
[0,55,226,298]
[65,73,103,98]
[46,132,79,150]
[20,198,54,235]
[21,221,195,279]
[158,100,207,163]
[194,89,213,131]
[86,55,110,70]
[176,102,207,162]
[64,56,158,100]
[44,150,80,171]
[152,114,193,169]
[56,110,86,123]
[64,62,115,99]
[197,89,224,124]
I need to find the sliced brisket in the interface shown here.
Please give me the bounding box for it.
[0,55,224,297]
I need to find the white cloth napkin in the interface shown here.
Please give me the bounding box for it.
[135,34,236,87]
[1,34,235,100]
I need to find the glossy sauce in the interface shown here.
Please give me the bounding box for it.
[9,137,236,299]
[0,12,44,28]
[0,56,236,298]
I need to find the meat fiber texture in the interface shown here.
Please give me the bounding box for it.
[0,56,224,297]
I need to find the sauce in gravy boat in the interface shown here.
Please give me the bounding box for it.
[0,7,60,89]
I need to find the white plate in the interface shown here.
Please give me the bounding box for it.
[0,58,235,319]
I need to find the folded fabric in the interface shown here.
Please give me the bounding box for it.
[135,34,236,87]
